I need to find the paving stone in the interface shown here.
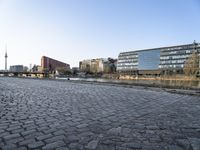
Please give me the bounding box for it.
[132,123,146,129]
[28,141,45,149]
[45,135,66,143]
[11,128,24,134]
[21,129,36,136]
[146,125,159,130]
[176,139,192,150]
[53,130,66,136]
[66,135,79,143]
[42,140,66,150]
[0,129,5,133]
[69,142,82,149]
[1,144,17,150]
[6,137,24,144]
[6,126,21,131]
[0,78,200,149]
[121,128,132,137]
[76,123,88,129]
[122,142,142,149]
[3,133,21,140]
[168,145,183,150]
[188,138,200,150]
[36,133,53,141]
[15,147,28,150]
[24,132,43,139]
[56,147,69,150]
[115,146,132,150]
[0,132,10,138]
[43,128,58,134]
[85,140,99,149]
[97,145,115,150]
[107,127,122,136]
[19,138,36,146]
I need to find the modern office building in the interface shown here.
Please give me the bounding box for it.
[117,49,160,73]
[159,42,200,73]
[117,42,200,74]
[10,65,24,72]
[41,56,70,73]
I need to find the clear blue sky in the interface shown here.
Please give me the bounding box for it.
[0,0,200,68]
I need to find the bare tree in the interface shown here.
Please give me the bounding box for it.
[183,52,199,77]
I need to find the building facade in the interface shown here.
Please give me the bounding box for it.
[79,58,117,74]
[10,65,24,72]
[117,49,160,72]
[117,42,200,74]
[79,59,91,73]
[41,56,70,73]
[159,42,200,72]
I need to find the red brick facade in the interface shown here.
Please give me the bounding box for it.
[41,56,70,72]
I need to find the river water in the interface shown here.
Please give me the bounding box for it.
[56,77,200,89]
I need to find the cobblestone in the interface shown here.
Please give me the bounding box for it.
[0,77,200,149]
[19,138,36,146]
[36,133,53,141]
[28,141,45,149]
[3,133,21,141]
[85,140,99,149]
[42,140,66,150]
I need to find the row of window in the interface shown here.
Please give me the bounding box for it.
[117,66,137,70]
[118,57,187,64]
[118,57,138,60]
[160,54,191,60]
[160,45,197,52]
[167,50,192,55]
[118,55,138,60]
[159,64,184,68]
[117,63,186,70]
[117,63,138,66]
[119,52,137,57]
[160,59,186,64]
[117,64,185,70]
[118,59,138,63]
[119,44,200,56]
[161,52,194,57]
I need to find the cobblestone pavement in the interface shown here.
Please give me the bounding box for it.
[0,77,200,150]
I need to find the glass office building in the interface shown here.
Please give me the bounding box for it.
[117,51,138,72]
[159,43,200,70]
[117,49,161,72]
[138,49,160,70]
[117,42,200,73]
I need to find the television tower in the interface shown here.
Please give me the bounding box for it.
[5,45,8,71]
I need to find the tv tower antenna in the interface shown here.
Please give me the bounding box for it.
[5,44,8,71]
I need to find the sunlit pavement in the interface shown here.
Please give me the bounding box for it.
[0,77,200,150]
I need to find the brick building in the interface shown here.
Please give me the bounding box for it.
[41,56,70,73]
